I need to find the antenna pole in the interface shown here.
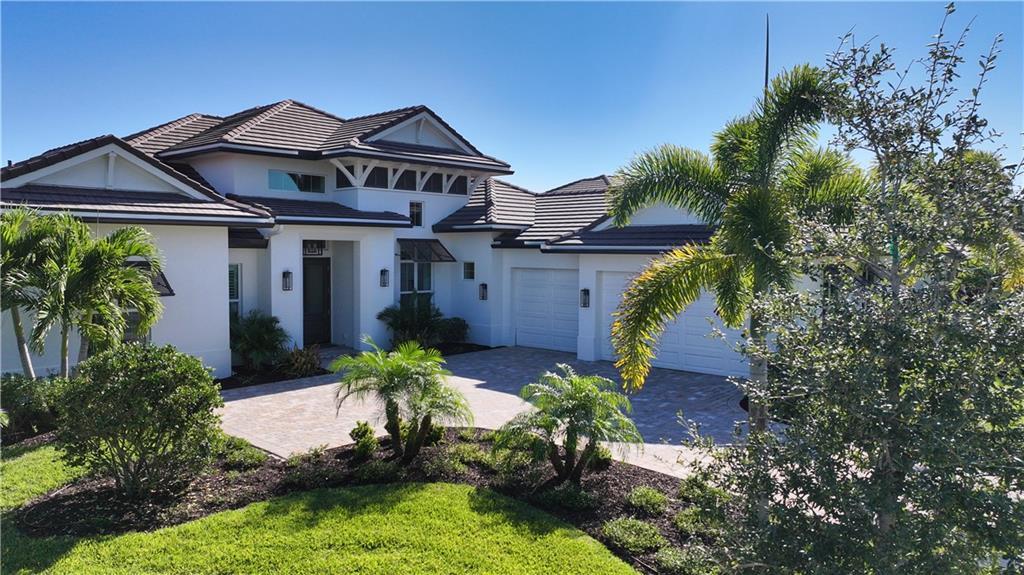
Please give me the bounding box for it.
[764,13,770,94]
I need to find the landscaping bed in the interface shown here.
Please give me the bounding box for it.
[216,365,330,389]
[10,429,715,574]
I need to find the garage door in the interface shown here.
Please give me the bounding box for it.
[513,268,579,352]
[598,272,746,377]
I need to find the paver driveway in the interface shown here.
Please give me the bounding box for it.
[220,347,746,477]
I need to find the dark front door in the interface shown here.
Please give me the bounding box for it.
[303,258,331,345]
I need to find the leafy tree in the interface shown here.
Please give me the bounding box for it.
[333,337,472,463]
[29,214,163,377]
[607,65,866,432]
[496,365,642,484]
[1,207,46,378]
[696,6,1024,572]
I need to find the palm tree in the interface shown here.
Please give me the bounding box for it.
[608,65,865,431]
[1,208,46,378]
[333,337,472,463]
[30,214,164,377]
[496,364,642,484]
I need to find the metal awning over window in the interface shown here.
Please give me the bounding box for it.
[126,261,175,297]
[397,239,456,263]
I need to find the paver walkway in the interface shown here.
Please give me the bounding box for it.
[220,347,746,477]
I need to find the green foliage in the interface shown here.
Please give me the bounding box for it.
[531,483,599,512]
[457,427,478,442]
[673,507,723,539]
[437,316,469,344]
[377,301,470,348]
[349,421,378,462]
[491,446,545,491]
[352,459,402,484]
[448,442,490,466]
[334,337,472,465]
[496,364,641,483]
[283,445,343,488]
[1,443,85,512]
[678,474,731,509]
[654,545,720,575]
[0,373,62,437]
[55,344,223,498]
[601,517,667,555]
[230,310,290,371]
[281,345,322,378]
[587,444,613,472]
[626,486,668,516]
[216,434,268,471]
[421,450,467,479]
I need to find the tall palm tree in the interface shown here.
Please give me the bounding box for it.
[608,65,865,431]
[30,214,164,377]
[1,207,46,378]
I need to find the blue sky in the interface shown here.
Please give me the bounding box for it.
[2,2,1020,192]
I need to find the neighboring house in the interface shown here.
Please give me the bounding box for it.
[0,100,744,378]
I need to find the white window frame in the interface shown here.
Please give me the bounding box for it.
[268,169,326,193]
[409,201,424,227]
[399,260,432,305]
[228,263,242,318]
[463,261,475,280]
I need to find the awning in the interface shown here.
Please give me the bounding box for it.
[397,239,456,262]
[126,261,175,297]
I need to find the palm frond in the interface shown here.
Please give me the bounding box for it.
[753,64,830,184]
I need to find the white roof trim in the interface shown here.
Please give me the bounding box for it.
[540,244,676,252]
[158,143,303,158]
[274,215,411,226]
[323,145,510,172]
[0,206,273,226]
[366,111,475,155]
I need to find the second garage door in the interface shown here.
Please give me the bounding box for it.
[513,268,579,352]
[598,271,746,377]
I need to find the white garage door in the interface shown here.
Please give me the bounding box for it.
[513,268,579,352]
[599,272,746,377]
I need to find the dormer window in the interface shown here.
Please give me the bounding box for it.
[269,170,324,193]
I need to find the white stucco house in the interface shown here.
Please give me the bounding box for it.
[0,100,744,379]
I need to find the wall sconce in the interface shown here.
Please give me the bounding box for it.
[579,288,590,308]
[282,270,293,291]
[380,268,390,288]
[479,283,488,300]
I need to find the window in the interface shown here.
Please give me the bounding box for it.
[123,310,150,344]
[450,175,468,195]
[463,262,475,280]
[400,261,432,307]
[228,264,242,319]
[409,201,423,227]
[365,167,389,188]
[268,170,325,193]
[335,166,356,188]
[395,170,417,191]
[422,173,443,193]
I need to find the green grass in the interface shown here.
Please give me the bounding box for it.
[1,443,84,512]
[2,443,635,574]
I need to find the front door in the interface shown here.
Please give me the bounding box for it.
[303,258,331,345]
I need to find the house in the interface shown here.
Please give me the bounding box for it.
[0,100,745,379]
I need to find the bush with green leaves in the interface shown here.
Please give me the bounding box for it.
[496,364,641,484]
[448,442,490,466]
[437,317,469,344]
[602,517,667,555]
[217,434,268,471]
[587,444,613,472]
[230,310,289,371]
[376,301,444,348]
[673,506,723,539]
[490,446,545,491]
[0,373,63,437]
[282,444,344,488]
[352,459,402,484]
[654,545,719,575]
[349,421,378,462]
[626,486,668,516]
[55,344,223,498]
[281,345,322,379]
[421,450,467,479]
[531,483,599,512]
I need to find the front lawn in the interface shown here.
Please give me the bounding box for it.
[1,442,635,575]
[1,436,84,512]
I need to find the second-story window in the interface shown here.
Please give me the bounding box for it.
[423,173,443,193]
[365,167,389,188]
[335,166,356,188]
[450,175,469,195]
[395,170,417,191]
[269,170,324,193]
[409,201,423,227]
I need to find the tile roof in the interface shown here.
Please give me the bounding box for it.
[124,113,224,155]
[0,184,270,223]
[433,178,535,232]
[227,194,411,227]
[544,224,715,253]
[493,176,611,246]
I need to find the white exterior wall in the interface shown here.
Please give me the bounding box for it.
[436,232,502,345]
[228,248,270,316]
[2,224,233,378]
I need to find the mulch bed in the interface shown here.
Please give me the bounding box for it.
[216,367,330,390]
[435,342,494,356]
[11,429,698,574]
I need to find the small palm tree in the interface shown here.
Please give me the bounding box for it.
[333,337,472,463]
[1,208,46,378]
[608,65,865,431]
[496,364,642,484]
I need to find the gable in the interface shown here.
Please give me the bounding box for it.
[593,202,706,229]
[368,113,472,153]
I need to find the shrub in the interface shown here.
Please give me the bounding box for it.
[217,434,268,471]
[627,486,669,516]
[283,445,342,488]
[457,428,478,442]
[376,301,444,348]
[352,459,402,484]
[281,345,322,379]
[0,374,62,437]
[588,444,613,472]
[55,344,223,498]
[654,545,719,575]
[673,506,723,538]
[491,446,544,491]
[422,450,467,479]
[678,474,731,508]
[449,442,490,466]
[230,310,289,371]
[531,483,599,512]
[437,317,469,344]
[349,421,378,462]
[602,517,668,555]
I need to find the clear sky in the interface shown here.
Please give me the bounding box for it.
[2,2,1020,192]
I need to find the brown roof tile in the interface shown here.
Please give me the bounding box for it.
[227,194,410,227]
[433,178,535,232]
[544,224,714,253]
[124,114,224,155]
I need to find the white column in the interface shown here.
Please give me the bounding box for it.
[576,257,599,361]
[354,232,395,349]
[268,229,304,349]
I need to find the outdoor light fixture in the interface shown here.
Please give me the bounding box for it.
[479,283,488,300]
[380,268,390,288]
[282,270,293,291]
[580,288,590,308]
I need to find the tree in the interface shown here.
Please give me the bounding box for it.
[1,207,46,378]
[496,364,642,484]
[695,6,1024,572]
[29,214,163,377]
[607,65,865,432]
[333,336,472,463]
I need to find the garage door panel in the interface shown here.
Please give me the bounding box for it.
[513,268,579,353]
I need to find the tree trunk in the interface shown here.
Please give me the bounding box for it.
[568,442,598,484]
[59,323,71,379]
[547,441,566,480]
[384,400,403,457]
[747,313,769,433]
[402,414,432,465]
[77,333,91,365]
[9,306,36,379]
